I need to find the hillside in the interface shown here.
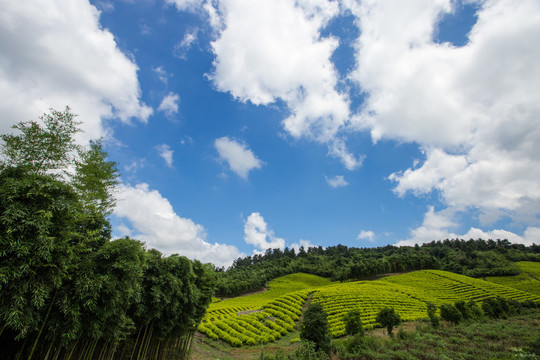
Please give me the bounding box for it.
[197,269,540,346]
[485,261,540,296]
[215,239,540,297]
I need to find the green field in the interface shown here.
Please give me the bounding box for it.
[198,269,540,346]
[198,273,331,346]
[485,262,540,296]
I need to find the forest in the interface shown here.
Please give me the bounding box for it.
[215,238,540,297]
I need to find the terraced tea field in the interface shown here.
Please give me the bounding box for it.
[485,261,540,296]
[198,273,330,346]
[199,269,540,345]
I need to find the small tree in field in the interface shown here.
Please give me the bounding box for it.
[344,309,364,336]
[300,303,331,352]
[440,303,462,325]
[376,307,401,337]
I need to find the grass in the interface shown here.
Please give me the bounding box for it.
[331,309,540,360]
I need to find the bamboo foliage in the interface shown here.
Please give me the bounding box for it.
[0,108,216,360]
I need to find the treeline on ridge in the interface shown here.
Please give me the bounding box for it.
[215,240,540,297]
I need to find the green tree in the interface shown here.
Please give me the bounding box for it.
[467,300,483,319]
[344,309,364,336]
[73,139,119,216]
[0,167,78,340]
[440,303,462,325]
[0,107,81,175]
[300,303,331,352]
[376,307,401,337]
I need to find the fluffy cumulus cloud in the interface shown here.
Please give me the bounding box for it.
[343,0,540,234]
[215,136,263,179]
[172,0,540,243]
[114,183,244,267]
[290,239,318,253]
[244,212,285,252]
[208,0,351,143]
[388,148,468,197]
[0,0,152,142]
[170,0,362,169]
[357,230,375,242]
[396,207,540,247]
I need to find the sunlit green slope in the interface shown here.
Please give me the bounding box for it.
[485,261,540,296]
[199,270,539,345]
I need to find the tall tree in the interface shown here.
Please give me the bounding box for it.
[376,307,401,337]
[73,139,119,216]
[0,107,81,175]
[0,167,78,339]
[300,302,331,352]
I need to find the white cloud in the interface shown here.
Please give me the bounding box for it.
[395,207,540,247]
[158,92,180,117]
[290,239,318,253]
[244,212,285,252]
[168,0,540,235]
[174,28,198,59]
[166,0,203,13]
[215,136,263,179]
[328,139,364,170]
[153,66,171,84]
[389,148,468,197]
[395,207,458,247]
[207,0,348,143]
[157,144,174,168]
[0,0,152,142]
[345,0,540,224]
[123,158,145,174]
[357,230,375,242]
[114,183,244,267]
[325,175,348,188]
[524,227,540,246]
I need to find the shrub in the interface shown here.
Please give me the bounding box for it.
[454,300,471,320]
[376,307,401,337]
[440,304,462,325]
[344,309,364,336]
[466,300,483,320]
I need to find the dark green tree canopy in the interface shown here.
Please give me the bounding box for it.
[440,303,462,325]
[344,309,364,336]
[300,302,331,352]
[376,307,401,336]
[0,108,215,360]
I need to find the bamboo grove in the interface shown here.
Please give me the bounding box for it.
[0,108,216,360]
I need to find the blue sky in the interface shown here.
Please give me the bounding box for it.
[1,0,540,267]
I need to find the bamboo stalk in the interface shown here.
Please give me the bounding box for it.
[130,325,143,360]
[136,323,149,360]
[28,289,58,360]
